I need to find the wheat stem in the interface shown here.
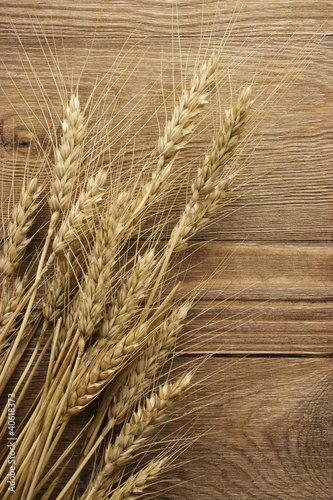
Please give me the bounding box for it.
[55,417,116,500]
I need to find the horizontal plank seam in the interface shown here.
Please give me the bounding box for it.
[178,352,333,358]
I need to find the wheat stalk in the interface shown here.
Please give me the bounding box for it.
[0,37,258,499]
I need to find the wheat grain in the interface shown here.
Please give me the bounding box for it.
[42,255,74,323]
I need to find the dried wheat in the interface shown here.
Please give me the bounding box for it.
[81,373,191,499]
[108,301,191,424]
[108,457,169,500]
[0,177,42,276]
[98,249,156,345]
[66,320,151,415]
[0,275,29,355]
[52,168,107,256]
[171,85,252,252]
[48,94,85,227]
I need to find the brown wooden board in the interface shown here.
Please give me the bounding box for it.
[0,1,332,498]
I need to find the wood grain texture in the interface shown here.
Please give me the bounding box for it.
[0,0,332,498]
[155,358,333,499]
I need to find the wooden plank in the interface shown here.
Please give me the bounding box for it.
[0,1,331,37]
[179,242,332,299]
[154,357,333,499]
[177,242,333,354]
[183,301,333,355]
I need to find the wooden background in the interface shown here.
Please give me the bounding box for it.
[0,1,332,498]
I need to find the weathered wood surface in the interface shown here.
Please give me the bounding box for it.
[0,1,332,498]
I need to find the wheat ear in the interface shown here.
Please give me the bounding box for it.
[108,457,170,500]
[40,169,107,365]
[152,52,218,187]
[52,168,107,257]
[171,84,253,252]
[0,95,87,394]
[108,53,218,246]
[79,300,190,471]
[0,176,41,368]
[0,177,42,276]
[66,286,179,416]
[0,275,29,354]
[68,53,218,333]
[48,94,85,227]
[41,167,107,355]
[98,248,156,345]
[66,319,153,415]
[73,197,125,343]
[109,301,191,423]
